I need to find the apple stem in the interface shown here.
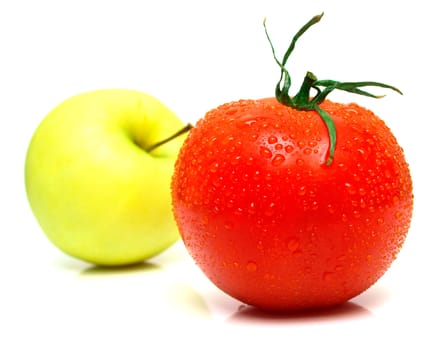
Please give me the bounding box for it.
[146,123,193,152]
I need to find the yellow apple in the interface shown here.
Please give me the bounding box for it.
[25,89,189,266]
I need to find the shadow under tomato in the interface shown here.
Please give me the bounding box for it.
[227,301,373,325]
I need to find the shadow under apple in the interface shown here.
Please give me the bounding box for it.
[80,261,162,276]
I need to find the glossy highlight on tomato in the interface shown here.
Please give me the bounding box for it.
[171,98,413,311]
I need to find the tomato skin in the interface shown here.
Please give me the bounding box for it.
[171,98,413,311]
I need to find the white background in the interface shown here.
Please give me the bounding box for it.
[1,0,431,348]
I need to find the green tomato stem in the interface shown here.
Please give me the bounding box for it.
[263,13,402,165]
[146,123,193,153]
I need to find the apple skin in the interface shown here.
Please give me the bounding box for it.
[25,89,187,266]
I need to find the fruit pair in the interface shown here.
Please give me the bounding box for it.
[26,13,413,311]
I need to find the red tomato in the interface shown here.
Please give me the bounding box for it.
[171,98,412,310]
[171,14,413,311]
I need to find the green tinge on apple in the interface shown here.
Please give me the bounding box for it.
[25,89,188,266]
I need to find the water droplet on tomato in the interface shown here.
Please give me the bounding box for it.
[244,119,257,126]
[265,202,276,217]
[209,136,218,144]
[275,143,283,151]
[287,238,300,252]
[223,135,235,144]
[297,186,306,196]
[251,170,260,181]
[246,261,257,272]
[271,154,285,166]
[224,221,233,230]
[264,172,272,181]
[234,207,244,216]
[268,135,278,144]
[230,155,241,166]
[260,146,273,158]
[210,161,219,173]
[357,148,366,157]
[285,145,294,153]
[327,204,335,214]
[337,162,346,170]
[246,156,255,166]
[296,158,305,167]
[247,202,256,215]
[344,182,356,195]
